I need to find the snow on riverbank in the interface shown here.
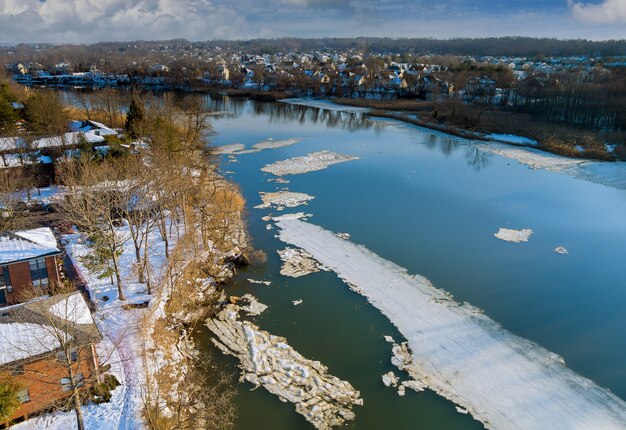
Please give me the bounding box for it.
[19,220,180,430]
[261,151,358,176]
[206,302,362,429]
[494,228,533,243]
[280,98,369,114]
[254,191,315,210]
[488,133,538,146]
[475,141,626,190]
[274,216,626,430]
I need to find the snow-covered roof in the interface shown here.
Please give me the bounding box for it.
[0,292,100,366]
[0,227,61,264]
[69,120,117,136]
[34,131,106,148]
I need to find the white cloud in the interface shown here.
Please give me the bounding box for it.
[570,0,626,23]
[0,0,249,43]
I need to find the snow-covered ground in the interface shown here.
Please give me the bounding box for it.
[274,216,626,430]
[487,133,538,146]
[15,219,180,430]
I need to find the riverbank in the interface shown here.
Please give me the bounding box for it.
[333,98,622,162]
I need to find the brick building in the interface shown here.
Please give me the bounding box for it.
[0,292,102,426]
[0,228,62,306]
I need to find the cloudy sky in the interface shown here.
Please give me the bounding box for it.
[0,0,624,43]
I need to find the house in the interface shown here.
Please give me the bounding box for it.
[0,228,62,306]
[68,120,117,137]
[0,292,102,426]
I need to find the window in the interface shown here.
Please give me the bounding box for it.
[17,389,30,403]
[60,373,84,392]
[0,266,10,292]
[60,377,71,392]
[56,349,78,364]
[28,258,49,288]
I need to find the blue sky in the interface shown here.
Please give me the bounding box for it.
[0,0,624,43]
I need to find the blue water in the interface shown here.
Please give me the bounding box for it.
[186,96,626,429]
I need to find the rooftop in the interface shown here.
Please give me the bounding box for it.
[0,227,61,265]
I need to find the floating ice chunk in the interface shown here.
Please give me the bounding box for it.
[213,143,246,154]
[247,279,271,286]
[278,247,328,278]
[456,406,469,414]
[554,246,569,255]
[255,191,315,209]
[238,294,268,316]
[382,371,399,387]
[335,232,351,240]
[275,217,626,430]
[261,151,358,176]
[494,228,533,243]
[292,299,303,306]
[384,335,395,343]
[206,304,362,429]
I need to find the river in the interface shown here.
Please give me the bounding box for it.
[175,94,626,430]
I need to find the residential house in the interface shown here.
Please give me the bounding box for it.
[0,228,62,306]
[68,120,117,137]
[0,292,102,427]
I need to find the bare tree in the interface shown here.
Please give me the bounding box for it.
[58,157,130,301]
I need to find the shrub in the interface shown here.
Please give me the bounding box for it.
[89,374,121,404]
[0,378,22,422]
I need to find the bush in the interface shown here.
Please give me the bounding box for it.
[89,374,121,404]
[0,378,22,422]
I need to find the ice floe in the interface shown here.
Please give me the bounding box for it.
[255,191,315,209]
[206,302,362,429]
[292,299,303,306]
[278,247,328,278]
[247,278,271,286]
[494,228,533,243]
[335,232,351,240]
[237,294,268,316]
[261,151,358,176]
[382,371,399,387]
[213,143,246,154]
[275,217,626,430]
[214,138,302,156]
[252,138,302,151]
[554,246,569,255]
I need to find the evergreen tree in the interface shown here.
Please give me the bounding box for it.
[125,98,144,139]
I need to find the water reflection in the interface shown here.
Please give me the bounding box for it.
[465,146,493,171]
